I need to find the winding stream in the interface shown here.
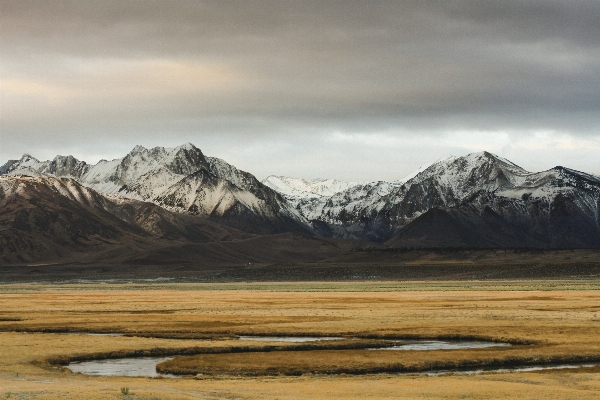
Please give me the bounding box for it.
[64,337,596,378]
[67,356,599,378]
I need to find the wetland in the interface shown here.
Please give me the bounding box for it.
[1,281,599,399]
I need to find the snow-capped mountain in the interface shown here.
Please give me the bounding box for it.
[262,176,362,206]
[3,147,599,247]
[260,156,452,208]
[0,154,90,179]
[0,175,354,265]
[267,152,600,244]
[0,144,310,234]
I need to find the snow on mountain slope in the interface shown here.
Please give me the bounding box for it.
[0,154,90,179]
[80,143,211,200]
[0,144,311,235]
[154,169,253,216]
[0,175,257,263]
[393,155,455,185]
[206,157,261,193]
[407,151,531,198]
[387,166,600,248]
[272,151,600,242]
[262,176,361,204]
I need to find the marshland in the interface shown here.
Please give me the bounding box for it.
[1,281,599,399]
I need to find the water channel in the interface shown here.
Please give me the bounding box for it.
[238,336,343,342]
[67,356,599,378]
[68,357,177,378]
[371,340,512,351]
[64,337,596,378]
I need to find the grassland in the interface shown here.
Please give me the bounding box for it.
[0,281,599,399]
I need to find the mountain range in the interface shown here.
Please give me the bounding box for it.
[1,144,599,265]
[264,152,600,247]
[0,144,309,235]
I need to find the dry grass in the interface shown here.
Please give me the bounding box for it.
[156,347,600,377]
[0,281,599,398]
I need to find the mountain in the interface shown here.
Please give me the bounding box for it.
[0,175,251,263]
[0,144,310,235]
[3,147,599,249]
[386,165,600,248]
[262,176,361,205]
[268,152,600,246]
[0,175,350,265]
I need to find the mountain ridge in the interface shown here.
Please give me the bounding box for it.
[267,151,600,244]
[1,144,310,235]
[2,147,599,249]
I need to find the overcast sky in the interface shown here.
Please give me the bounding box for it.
[1,1,599,181]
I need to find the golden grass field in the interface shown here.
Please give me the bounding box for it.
[1,281,600,399]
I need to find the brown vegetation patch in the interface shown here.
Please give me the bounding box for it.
[38,340,393,367]
[156,348,600,376]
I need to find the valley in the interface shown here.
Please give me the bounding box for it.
[1,144,599,398]
[4,2,599,398]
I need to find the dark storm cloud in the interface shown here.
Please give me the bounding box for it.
[1,1,599,178]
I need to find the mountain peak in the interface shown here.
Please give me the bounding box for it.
[471,151,519,165]
[129,145,147,156]
[463,151,498,161]
[175,142,198,151]
[440,151,527,174]
[52,154,81,163]
[20,154,39,163]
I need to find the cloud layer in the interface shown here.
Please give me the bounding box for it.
[2,1,599,179]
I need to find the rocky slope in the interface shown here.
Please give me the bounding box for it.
[1,144,310,235]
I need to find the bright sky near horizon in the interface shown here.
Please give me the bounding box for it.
[1,1,599,181]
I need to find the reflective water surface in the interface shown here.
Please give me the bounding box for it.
[55,332,124,337]
[372,340,512,351]
[68,357,176,377]
[238,336,344,342]
[67,355,598,378]
[427,363,600,376]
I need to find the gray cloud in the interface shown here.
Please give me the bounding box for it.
[1,1,599,179]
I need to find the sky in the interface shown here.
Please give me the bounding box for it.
[1,0,599,181]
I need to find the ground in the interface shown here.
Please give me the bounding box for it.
[0,281,599,399]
